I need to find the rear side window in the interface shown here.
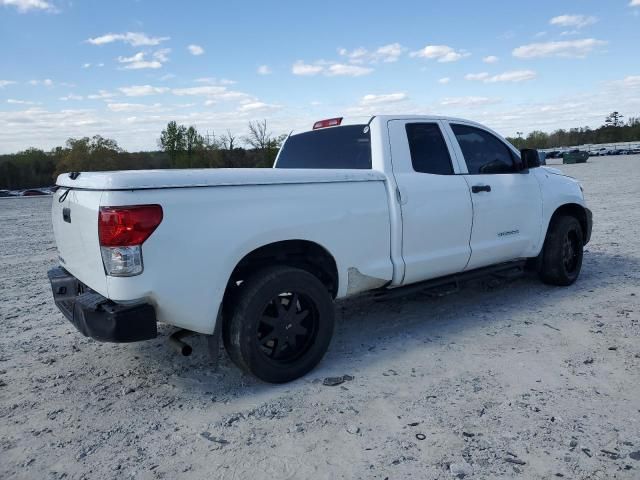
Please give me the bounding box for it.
[405,123,454,175]
[276,125,371,169]
[451,124,515,174]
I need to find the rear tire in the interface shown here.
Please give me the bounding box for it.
[538,215,584,286]
[223,266,334,383]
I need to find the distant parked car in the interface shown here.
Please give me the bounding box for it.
[563,149,589,164]
[538,151,547,165]
[0,190,12,197]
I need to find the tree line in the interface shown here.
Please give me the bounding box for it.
[506,112,640,150]
[1,113,639,190]
[0,120,286,190]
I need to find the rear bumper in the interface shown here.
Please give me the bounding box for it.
[47,266,157,343]
[584,207,593,245]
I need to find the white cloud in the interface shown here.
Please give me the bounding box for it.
[338,43,406,64]
[631,0,640,6]
[373,43,406,63]
[0,80,17,88]
[29,78,53,86]
[465,70,537,83]
[325,63,373,77]
[512,38,607,58]
[237,101,281,113]
[194,77,236,85]
[119,85,169,97]
[550,14,598,28]
[465,72,490,81]
[410,45,469,62]
[609,75,640,88]
[338,47,369,63]
[87,32,169,47]
[440,96,502,107]
[0,0,52,12]
[171,85,251,104]
[7,99,40,105]
[59,94,83,101]
[483,55,499,64]
[438,77,451,84]
[292,61,373,77]
[257,65,272,75]
[117,50,169,70]
[360,93,407,105]
[106,103,163,113]
[153,48,170,62]
[87,90,118,100]
[292,61,324,76]
[187,44,204,56]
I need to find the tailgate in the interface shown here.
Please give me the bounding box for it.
[52,189,108,296]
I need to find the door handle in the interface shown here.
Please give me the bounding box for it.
[471,185,491,193]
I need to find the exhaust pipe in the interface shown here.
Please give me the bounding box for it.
[168,329,193,356]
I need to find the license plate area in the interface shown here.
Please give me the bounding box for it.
[48,266,82,301]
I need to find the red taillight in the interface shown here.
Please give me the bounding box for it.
[313,117,343,129]
[98,205,163,247]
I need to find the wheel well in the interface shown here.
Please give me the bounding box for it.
[224,240,339,302]
[549,203,589,243]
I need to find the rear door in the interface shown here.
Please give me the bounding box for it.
[444,121,542,270]
[388,119,473,284]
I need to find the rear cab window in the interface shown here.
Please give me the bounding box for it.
[276,125,371,169]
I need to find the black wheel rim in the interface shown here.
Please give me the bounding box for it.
[256,291,319,364]
[562,228,581,273]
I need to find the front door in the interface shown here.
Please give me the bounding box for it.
[445,122,542,270]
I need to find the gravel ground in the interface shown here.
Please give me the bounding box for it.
[1,156,639,480]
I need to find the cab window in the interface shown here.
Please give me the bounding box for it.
[451,124,515,174]
[405,123,454,175]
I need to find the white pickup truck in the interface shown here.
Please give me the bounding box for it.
[48,115,592,383]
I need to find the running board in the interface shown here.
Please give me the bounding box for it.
[374,260,526,301]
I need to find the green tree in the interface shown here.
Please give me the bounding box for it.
[159,121,187,167]
[605,111,624,128]
[54,135,123,176]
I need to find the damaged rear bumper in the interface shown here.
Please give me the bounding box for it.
[47,266,157,343]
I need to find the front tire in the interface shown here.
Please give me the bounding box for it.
[538,215,584,286]
[223,266,335,383]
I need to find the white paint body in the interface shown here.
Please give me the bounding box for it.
[52,115,587,334]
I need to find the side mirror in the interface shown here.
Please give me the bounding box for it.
[519,148,541,170]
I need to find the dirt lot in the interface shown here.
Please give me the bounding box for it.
[1,156,639,480]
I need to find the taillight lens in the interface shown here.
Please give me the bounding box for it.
[98,205,162,277]
[98,205,163,247]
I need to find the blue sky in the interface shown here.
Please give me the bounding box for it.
[1,0,639,153]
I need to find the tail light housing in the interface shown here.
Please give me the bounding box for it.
[98,205,163,276]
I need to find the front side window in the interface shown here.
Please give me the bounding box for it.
[405,123,454,175]
[276,125,371,169]
[451,124,515,174]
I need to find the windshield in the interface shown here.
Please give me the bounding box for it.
[275,125,371,169]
